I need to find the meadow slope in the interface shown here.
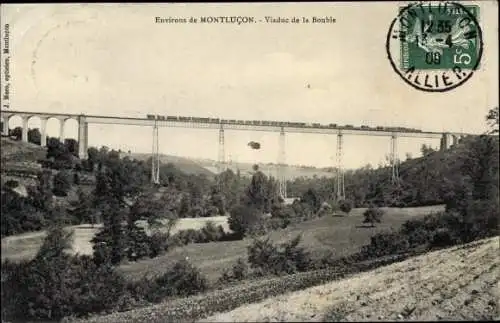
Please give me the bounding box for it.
[201,236,500,322]
[117,205,444,282]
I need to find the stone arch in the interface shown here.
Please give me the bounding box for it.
[64,118,79,140]
[4,115,23,139]
[26,115,42,145]
[45,116,64,145]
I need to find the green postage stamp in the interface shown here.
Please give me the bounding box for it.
[386,1,483,92]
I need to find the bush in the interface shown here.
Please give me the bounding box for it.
[149,232,171,258]
[430,228,455,248]
[360,231,410,259]
[264,217,289,231]
[175,228,205,245]
[146,259,208,303]
[362,206,384,227]
[338,199,353,214]
[218,258,249,284]
[247,235,312,276]
[200,221,224,242]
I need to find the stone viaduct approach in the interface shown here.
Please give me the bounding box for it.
[0,109,470,200]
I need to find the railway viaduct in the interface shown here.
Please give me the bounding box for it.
[0,109,470,199]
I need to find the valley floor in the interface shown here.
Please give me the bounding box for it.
[200,236,500,322]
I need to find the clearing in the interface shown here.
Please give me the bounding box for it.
[117,205,444,282]
[201,236,500,322]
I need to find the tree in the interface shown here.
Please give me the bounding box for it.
[210,192,226,215]
[91,153,150,265]
[301,188,322,214]
[363,206,384,227]
[486,106,499,134]
[53,170,72,197]
[10,126,22,140]
[1,188,42,236]
[420,144,436,157]
[129,191,176,231]
[87,146,99,171]
[36,224,74,260]
[46,137,74,169]
[70,188,96,225]
[64,138,79,156]
[244,169,268,213]
[228,204,262,238]
[28,128,41,145]
[92,168,128,265]
[30,170,54,211]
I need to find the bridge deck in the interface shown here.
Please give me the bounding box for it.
[0,110,471,138]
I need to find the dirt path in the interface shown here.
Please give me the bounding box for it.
[200,236,500,322]
[1,217,230,261]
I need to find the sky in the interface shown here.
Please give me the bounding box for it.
[1,2,498,169]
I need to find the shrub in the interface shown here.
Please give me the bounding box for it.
[148,232,170,258]
[360,231,410,259]
[146,260,208,303]
[200,221,224,242]
[247,235,312,276]
[362,206,384,227]
[338,199,353,215]
[430,228,455,248]
[317,202,332,217]
[218,258,249,284]
[264,217,289,231]
[175,228,205,245]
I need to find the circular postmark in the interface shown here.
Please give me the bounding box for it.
[386,1,483,92]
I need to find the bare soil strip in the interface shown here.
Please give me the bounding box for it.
[200,236,499,322]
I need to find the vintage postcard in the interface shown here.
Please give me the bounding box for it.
[1,2,498,322]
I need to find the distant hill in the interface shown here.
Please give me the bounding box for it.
[124,152,216,177]
[193,158,335,179]
[0,137,335,180]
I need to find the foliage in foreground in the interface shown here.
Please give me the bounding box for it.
[63,252,414,323]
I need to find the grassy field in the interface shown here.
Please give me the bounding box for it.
[1,206,445,278]
[118,205,445,282]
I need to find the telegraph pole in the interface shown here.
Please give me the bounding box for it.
[390,133,399,184]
